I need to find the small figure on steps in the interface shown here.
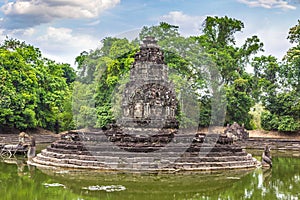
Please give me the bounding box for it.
[262,145,272,168]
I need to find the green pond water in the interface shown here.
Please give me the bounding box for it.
[0,155,300,200]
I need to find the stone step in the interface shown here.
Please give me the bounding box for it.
[32,157,105,170]
[40,149,252,163]
[35,154,106,167]
[45,146,248,158]
[38,151,254,167]
[32,157,258,171]
[35,156,256,169]
[56,133,231,144]
[53,140,235,148]
[48,142,245,152]
[168,161,258,170]
[33,153,258,171]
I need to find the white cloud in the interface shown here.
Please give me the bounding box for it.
[256,29,291,59]
[2,0,120,18]
[237,0,296,10]
[0,25,99,66]
[1,27,37,38]
[23,28,35,36]
[1,0,120,29]
[159,11,205,36]
[36,26,99,65]
[235,21,291,60]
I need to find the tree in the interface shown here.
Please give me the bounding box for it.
[74,37,138,128]
[72,82,97,128]
[194,16,263,128]
[0,38,75,132]
[251,19,300,132]
[0,48,38,129]
[280,20,300,132]
[284,20,300,93]
[197,16,263,84]
[139,22,180,42]
[225,76,254,128]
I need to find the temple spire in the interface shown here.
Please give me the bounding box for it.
[134,36,165,64]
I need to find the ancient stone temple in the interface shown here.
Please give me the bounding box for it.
[30,37,260,171]
[119,36,178,130]
[104,36,178,151]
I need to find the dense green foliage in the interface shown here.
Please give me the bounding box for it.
[1,17,299,133]
[193,16,263,129]
[0,39,76,132]
[252,20,300,132]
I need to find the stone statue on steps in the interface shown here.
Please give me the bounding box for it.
[224,122,249,141]
[262,145,272,168]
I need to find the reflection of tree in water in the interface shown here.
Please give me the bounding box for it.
[270,157,300,199]
[212,157,300,199]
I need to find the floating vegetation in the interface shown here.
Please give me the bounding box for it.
[43,183,66,188]
[226,177,241,180]
[82,185,126,192]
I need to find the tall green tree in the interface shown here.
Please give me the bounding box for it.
[0,38,75,132]
[0,47,38,129]
[284,20,300,93]
[254,20,300,132]
[195,16,263,128]
[197,16,263,84]
[75,38,138,128]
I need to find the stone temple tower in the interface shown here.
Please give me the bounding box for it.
[119,36,178,131]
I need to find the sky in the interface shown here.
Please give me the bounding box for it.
[0,0,299,67]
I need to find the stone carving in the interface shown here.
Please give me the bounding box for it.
[119,36,178,129]
[262,145,272,168]
[224,122,249,141]
[193,133,233,145]
[133,36,165,64]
